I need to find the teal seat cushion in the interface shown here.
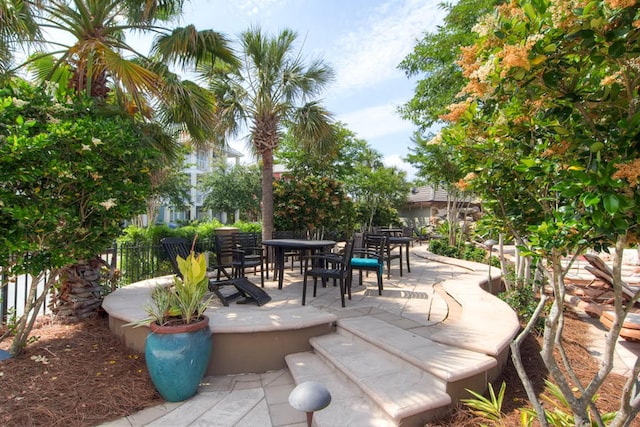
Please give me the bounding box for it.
[351,258,382,274]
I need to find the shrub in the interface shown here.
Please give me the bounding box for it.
[499,285,546,334]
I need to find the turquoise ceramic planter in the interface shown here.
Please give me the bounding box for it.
[145,316,212,402]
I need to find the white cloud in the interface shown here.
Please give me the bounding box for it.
[330,0,447,94]
[384,154,416,180]
[235,0,285,15]
[339,102,413,141]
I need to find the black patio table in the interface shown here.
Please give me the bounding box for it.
[262,239,336,290]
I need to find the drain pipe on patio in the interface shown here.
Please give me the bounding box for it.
[289,381,331,426]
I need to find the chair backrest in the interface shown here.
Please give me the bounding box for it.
[363,234,386,260]
[237,232,259,251]
[214,233,237,264]
[352,232,364,249]
[273,230,294,239]
[161,237,190,277]
[341,239,355,273]
[365,233,395,258]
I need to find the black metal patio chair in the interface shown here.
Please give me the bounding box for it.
[351,234,386,295]
[302,239,354,307]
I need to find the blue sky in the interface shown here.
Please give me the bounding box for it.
[174,0,449,179]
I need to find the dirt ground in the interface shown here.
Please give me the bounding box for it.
[0,311,636,427]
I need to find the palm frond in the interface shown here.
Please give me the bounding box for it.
[152,25,238,71]
[121,0,185,24]
[291,101,336,154]
[24,52,72,96]
[102,47,160,110]
[154,75,221,146]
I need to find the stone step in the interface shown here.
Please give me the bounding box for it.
[285,351,396,427]
[307,332,452,426]
[337,316,497,399]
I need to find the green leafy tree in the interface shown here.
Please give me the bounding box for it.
[200,160,262,222]
[205,27,336,241]
[335,146,410,230]
[276,122,409,230]
[273,175,355,235]
[276,121,370,181]
[352,164,409,230]
[434,1,640,425]
[398,0,500,130]
[141,163,191,227]
[0,79,161,356]
[406,132,476,246]
[2,0,240,323]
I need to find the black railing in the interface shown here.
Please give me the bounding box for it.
[1,236,224,323]
[0,268,49,325]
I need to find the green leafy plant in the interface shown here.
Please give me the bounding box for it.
[274,175,356,234]
[461,381,506,426]
[140,246,212,326]
[520,380,616,427]
[499,286,546,334]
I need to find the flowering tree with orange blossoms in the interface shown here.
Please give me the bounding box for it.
[437,0,640,425]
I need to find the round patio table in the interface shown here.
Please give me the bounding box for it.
[263,239,336,290]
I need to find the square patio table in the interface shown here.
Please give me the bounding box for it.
[262,239,336,289]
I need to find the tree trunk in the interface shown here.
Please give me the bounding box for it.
[539,249,592,426]
[50,258,107,320]
[9,270,59,357]
[262,148,274,242]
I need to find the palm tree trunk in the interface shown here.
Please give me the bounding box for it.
[262,149,274,241]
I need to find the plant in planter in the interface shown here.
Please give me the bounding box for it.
[140,248,214,402]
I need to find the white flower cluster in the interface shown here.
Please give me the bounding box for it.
[100,198,117,210]
[472,14,499,37]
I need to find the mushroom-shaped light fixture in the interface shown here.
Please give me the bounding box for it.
[484,239,498,249]
[289,381,331,427]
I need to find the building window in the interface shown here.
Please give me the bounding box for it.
[196,149,209,170]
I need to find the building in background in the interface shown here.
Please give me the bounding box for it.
[399,185,481,229]
[156,145,245,225]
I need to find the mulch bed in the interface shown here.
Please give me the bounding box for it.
[428,310,637,426]
[0,315,163,427]
[0,311,636,426]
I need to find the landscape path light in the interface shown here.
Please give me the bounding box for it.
[288,380,331,427]
[484,239,498,293]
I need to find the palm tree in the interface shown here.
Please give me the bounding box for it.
[206,27,336,240]
[11,0,238,147]
[0,0,41,78]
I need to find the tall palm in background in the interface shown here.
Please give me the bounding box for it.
[206,27,336,240]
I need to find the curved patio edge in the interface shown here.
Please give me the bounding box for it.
[102,251,521,388]
[422,253,520,374]
[102,275,337,375]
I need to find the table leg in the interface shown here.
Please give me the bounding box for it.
[277,247,285,290]
[405,241,411,273]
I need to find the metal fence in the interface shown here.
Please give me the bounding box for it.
[0,238,223,324]
[0,235,249,323]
